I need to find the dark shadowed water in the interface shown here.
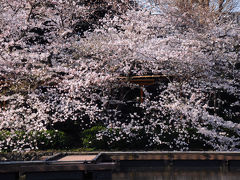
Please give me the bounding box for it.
[19,168,240,180]
[16,164,240,180]
[111,168,240,180]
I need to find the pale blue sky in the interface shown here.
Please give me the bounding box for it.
[231,0,240,12]
[138,0,240,12]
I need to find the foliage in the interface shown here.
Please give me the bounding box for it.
[82,125,107,150]
[36,130,73,150]
[0,0,240,151]
[0,130,72,152]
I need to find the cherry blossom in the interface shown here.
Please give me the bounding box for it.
[0,0,239,151]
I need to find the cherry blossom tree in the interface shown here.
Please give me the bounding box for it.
[0,0,239,151]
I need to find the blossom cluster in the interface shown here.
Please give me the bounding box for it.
[0,0,239,151]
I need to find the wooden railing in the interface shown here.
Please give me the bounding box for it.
[118,75,173,103]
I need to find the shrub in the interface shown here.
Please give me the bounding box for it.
[0,130,73,152]
[81,126,107,150]
[36,130,73,150]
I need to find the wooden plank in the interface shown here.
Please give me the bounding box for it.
[118,75,171,86]
[102,152,240,161]
[0,162,117,173]
[57,155,97,162]
[118,75,169,79]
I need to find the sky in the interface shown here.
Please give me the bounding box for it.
[232,0,240,12]
[138,0,240,12]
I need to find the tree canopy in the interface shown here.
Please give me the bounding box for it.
[0,0,239,151]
